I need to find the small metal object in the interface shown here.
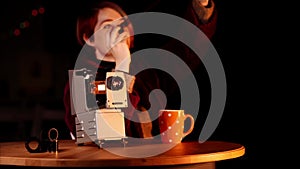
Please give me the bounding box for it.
[48,128,58,142]
[25,137,46,153]
[118,18,129,34]
[25,128,59,153]
[48,128,59,153]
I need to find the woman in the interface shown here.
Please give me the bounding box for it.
[64,0,217,140]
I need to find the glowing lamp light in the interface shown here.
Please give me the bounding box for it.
[7,5,45,39]
[38,7,45,14]
[13,29,21,36]
[31,9,38,16]
[20,21,30,29]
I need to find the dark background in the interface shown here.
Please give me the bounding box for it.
[0,0,286,168]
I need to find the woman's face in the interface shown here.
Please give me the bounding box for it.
[95,8,123,31]
[92,7,131,58]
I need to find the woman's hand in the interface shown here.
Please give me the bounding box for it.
[192,0,214,23]
[93,19,131,72]
[198,0,209,7]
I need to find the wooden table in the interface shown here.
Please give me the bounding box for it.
[0,139,245,168]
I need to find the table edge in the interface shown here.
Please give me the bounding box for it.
[0,141,245,167]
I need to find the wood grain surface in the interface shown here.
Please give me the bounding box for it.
[0,139,245,167]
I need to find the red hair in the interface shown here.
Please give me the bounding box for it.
[76,1,134,48]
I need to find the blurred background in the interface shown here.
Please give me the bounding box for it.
[0,0,78,142]
[0,0,269,168]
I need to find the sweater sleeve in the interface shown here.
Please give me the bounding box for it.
[187,0,218,39]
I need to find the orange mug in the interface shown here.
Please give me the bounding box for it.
[158,109,194,144]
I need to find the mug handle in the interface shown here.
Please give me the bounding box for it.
[183,114,195,138]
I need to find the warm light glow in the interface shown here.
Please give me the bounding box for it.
[5,5,45,39]
[31,9,38,16]
[39,7,45,14]
[20,21,30,29]
[13,29,21,36]
[98,84,106,91]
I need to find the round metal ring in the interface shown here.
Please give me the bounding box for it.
[48,128,59,142]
